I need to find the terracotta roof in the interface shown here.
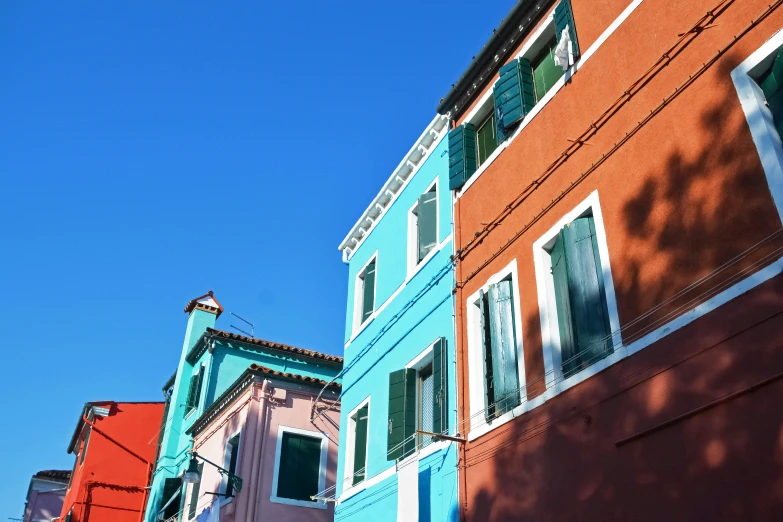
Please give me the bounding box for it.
[34,470,71,482]
[184,291,224,318]
[248,364,342,388]
[206,328,343,363]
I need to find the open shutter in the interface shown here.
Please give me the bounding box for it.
[185,373,198,411]
[494,58,536,131]
[387,369,416,461]
[493,84,508,146]
[760,50,783,136]
[551,231,579,377]
[555,0,581,58]
[417,190,438,262]
[554,217,612,377]
[80,428,91,465]
[432,337,448,435]
[361,260,376,322]
[194,368,205,409]
[488,280,521,416]
[158,477,182,521]
[479,290,495,421]
[353,405,369,485]
[448,124,477,190]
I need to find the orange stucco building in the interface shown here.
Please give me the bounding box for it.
[439,0,783,519]
[59,401,164,522]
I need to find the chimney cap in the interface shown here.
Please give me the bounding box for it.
[184,290,224,318]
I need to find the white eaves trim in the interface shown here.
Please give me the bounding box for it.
[338,114,449,263]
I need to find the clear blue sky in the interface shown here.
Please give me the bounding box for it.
[0,1,515,518]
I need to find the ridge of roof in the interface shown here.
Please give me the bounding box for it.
[33,470,71,482]
[205,328,343,363]
[247,363,342,389]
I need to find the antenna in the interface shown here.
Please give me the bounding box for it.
[230,312,255,338]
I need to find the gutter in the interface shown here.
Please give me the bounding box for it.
[436,0,552,118]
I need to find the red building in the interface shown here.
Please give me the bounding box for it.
[439,0,783,519]
[59,401,164,522]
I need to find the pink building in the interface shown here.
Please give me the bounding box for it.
[22,470,70,522]
[185,364,340,522]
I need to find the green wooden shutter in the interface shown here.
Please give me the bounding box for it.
[361,260,376,322]
[387,369,416,461]
[277,433,321,501]
[760,50,783,137]
[417,190,438,262]
[555,0,581,58]
[65,509,72,522]
[188,463,203,519]
[225,435,240,498]
[479,290,496,421]
[448,124,477,190]
[552,217,613,377]
[494,59,536,131]
[432,337,448,435]
[194,367,205,409]
[353,405,369,485]
[488,280,521,416]
[185,373,198,411]
[160,477,182,520]
[493,85,508,146]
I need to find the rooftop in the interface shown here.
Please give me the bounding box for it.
[33,470,71,483]
[197,327,343,364]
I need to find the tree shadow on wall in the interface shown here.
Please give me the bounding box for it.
[464,57,783,522]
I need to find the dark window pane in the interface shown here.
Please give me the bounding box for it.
[476,112,497,166]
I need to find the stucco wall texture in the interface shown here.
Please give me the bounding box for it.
[191,380,339,522]
[451,0,783,520]
[60,402,165,522]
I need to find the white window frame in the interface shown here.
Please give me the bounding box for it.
[270,425,329,509]
[465,259,528,439]
[353,253,378,334]
[407,178,440,277]
[342,396,371,491]
[533,190,624,397]
[405,341,438,448]
[219,429,242,506]
[731,28,783,221]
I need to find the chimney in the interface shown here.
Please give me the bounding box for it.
[181,290,223,354]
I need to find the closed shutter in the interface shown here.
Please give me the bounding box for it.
[448,124,477,190]
[555,0,581,58]
[760,50,783,136]
[552,216,612,377]
[432,337,448,435]
[225,434,241,498]
[387,369,416,461]
[185,373,198,411]
[479,290,496,421]
[494,58,536,131]
[361,260,376,322]
[487,280,521,416]
[277,433,321,501]
[417,190,438,262]
[188,463,203,519]
[194,368,205,409]
[352,405,369,485]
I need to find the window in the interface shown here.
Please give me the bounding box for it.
[158,477,183,521]
[79,428,91,465]
[408,183,438,272]
[531,36,565,103]
[476,109,497,166]
[476,279,521,421]
[354,256,377,330]
[344,400,369,487]
[188,463,203,519]
[185,365,205,415]
[387,338,448,460]
[534,192,621,393]
[222,433,241,499]
[271,426,328,509]
[756,49,783,136]
[547,213,613,378]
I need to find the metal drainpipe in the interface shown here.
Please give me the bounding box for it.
[248,380,269,522]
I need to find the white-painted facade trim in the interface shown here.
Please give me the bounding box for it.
[269,425,329,510]
[339,115,449,262]
[455,0,646,199]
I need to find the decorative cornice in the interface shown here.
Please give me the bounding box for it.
[338,114,449,263]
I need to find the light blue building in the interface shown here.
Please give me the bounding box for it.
[333,114,459,522]
[145,292,342,522]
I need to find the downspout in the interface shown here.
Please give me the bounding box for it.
[454,189,470,522]
[248,380,270,522]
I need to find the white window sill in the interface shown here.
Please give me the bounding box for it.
[405,241,442,284]
[270,495,327,510]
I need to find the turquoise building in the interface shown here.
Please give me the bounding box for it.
[144,292,342,522]
[333,114,459,521]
